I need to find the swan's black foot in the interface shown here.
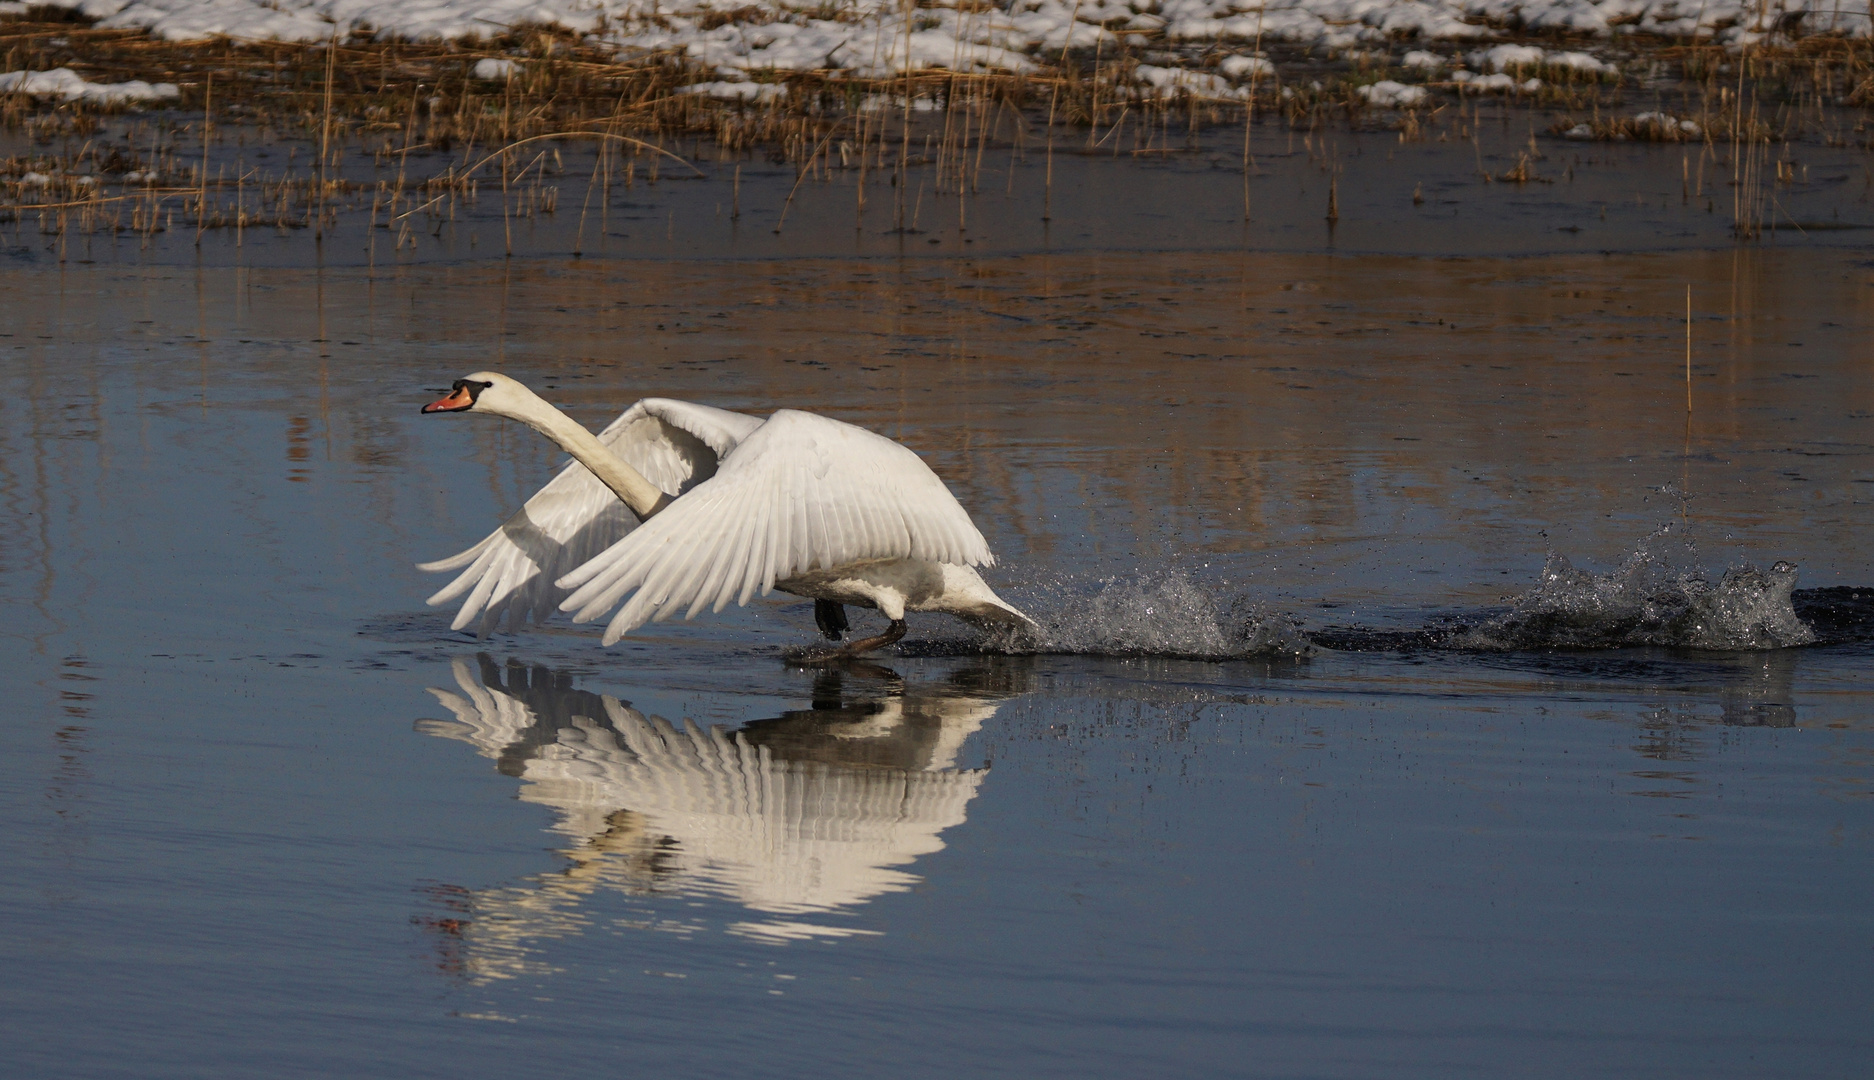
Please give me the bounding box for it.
[784,618,908,664]
[814,599,849,641]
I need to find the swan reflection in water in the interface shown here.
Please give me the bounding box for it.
[415,654,1031,979]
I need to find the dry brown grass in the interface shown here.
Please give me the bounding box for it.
[2,7,1870,246]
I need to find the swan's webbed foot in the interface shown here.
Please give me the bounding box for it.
[814,599,849,641]
[842,618,906,655]
[785,618,908,664]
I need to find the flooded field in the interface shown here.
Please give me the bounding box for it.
[12,106,1874,269]
[3,184,1873,1076]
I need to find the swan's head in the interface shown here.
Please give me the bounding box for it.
[421,371,540,417]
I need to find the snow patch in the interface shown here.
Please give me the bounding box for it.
[1633,110,1701,134]
[1453,70,1541,92]
[678,80,787,102]
[470,57,518,80]
[0,67,179,103]
[1359,79,1428,107]
[1132,63,1239,98]
[1218,54,1274,81]
[1469,43,1545,71]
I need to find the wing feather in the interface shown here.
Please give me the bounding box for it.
[418,398,761,634]
[739,479,775,608]
[557,409,993,644]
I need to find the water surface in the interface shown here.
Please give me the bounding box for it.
[1,247,1871,1077]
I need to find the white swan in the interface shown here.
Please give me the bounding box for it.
[419,372,1030,653]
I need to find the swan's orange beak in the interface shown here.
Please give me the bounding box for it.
[422,386,475,414]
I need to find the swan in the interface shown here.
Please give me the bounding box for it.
[418,372,1031,654]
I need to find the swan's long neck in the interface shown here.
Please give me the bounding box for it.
[502,393,671,521]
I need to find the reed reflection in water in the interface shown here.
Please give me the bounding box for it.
[416,655,1031,972]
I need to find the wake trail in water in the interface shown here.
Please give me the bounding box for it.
[951,526,1870,662]
[1448,555,1813,651]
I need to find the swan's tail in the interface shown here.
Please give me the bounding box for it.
[935,564,1035,632]
[954,597,1034,630]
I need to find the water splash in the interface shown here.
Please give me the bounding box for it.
[1002,570,1315,660]
[969,528,1825,661]
[1451,527,1817,651]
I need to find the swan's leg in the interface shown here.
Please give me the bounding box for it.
[839,618,907,656]
[814,599,849,641]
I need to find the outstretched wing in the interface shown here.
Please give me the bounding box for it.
[420,398,762,634]
[556,409,993,644]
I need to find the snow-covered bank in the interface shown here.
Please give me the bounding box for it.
[18,0,1873,85]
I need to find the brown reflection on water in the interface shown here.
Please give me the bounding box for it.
[2,246,1870,617]
[382,249,1866,602]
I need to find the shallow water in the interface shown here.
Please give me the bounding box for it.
[12,106,1874,270]
[2,244,1872,1077]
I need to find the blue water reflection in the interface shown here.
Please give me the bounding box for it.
[1,253,1870,1078]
